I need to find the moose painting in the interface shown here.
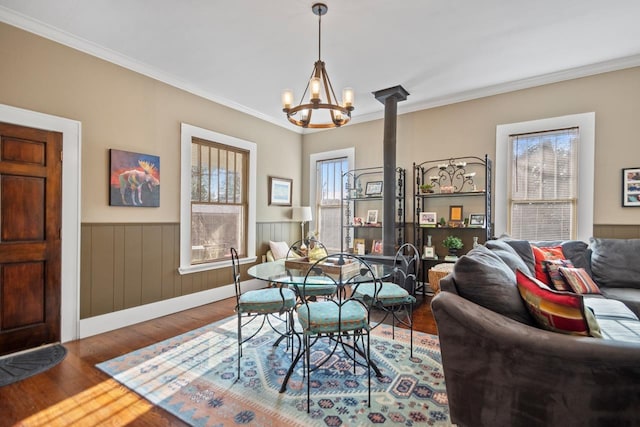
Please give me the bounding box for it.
[109,149,160,207]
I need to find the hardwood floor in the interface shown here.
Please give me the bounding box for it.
[0,294,437,427]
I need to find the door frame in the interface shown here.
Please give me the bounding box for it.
[0,103,81,343]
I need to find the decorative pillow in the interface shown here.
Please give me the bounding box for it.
[268,241,290,260]
[559,267,602,294]
[542,259,574,291]
[516,269,601,337]
[531,245,565,284]
[453,245,535,325]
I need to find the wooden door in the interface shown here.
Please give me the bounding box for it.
[0,122,62,357]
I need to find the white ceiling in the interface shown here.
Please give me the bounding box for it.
[2,0,640,133]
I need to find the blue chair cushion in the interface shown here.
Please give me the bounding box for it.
[353,282,417,305]
[298,300,369,334]
[238,288,296,314]
[288,276,337,297]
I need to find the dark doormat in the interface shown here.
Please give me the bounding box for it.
[0,344,67,387]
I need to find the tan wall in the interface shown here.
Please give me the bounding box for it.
[302,67,640,226]
[0,23,302,223]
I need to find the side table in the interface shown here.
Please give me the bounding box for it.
[417,258,456,298]
[428,262,455,294]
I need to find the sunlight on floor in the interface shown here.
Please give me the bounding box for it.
[19,378,152,426]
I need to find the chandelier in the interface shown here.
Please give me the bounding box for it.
[282,3,354,129]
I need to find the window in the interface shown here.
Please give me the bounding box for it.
[509,128,578,240]
[309,148,355,252]
[191,138,247,263]
[316,157,348,251]
[180,124,257,274]
[495,113,594,241]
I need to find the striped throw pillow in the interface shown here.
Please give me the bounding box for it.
[542,259,574,291]
[559,267,602,294]
[516,269,601,337]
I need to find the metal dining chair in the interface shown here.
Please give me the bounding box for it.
[294,253,382,412]
[352,243,419,356]
[285,238,337,299]
[231,247,297,381]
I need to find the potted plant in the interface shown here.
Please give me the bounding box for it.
[419,183,434,194]
[443,235,463,256]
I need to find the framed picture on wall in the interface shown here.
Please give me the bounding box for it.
[268,176,292,206]
[622,167,640,207]
[109,149,160,207]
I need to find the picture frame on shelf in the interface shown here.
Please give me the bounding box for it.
[468,213,486,227]
[365,181,383,196]
[423,246,435,259]
[353,238,366,255]
[371,239,383,255]
[419,211,437,227]
[449,205,463,225]
[622,167,640,207]
[366,209,378,224]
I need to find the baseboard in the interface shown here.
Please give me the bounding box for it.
[77,279,264,340]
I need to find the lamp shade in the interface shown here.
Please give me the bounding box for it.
[292,206,313,222]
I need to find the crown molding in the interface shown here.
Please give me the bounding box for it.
[0,6,304,133]
[3,6,639,135]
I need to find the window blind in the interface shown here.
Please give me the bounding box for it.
[509,127,578,240]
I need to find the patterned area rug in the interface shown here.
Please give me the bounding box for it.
[97,315,450,426]
[0,344,67,387]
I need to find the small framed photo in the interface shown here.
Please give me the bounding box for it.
[449,205,463,223]
[353,217,363,226]
[419,211,437,227]
[468,213,486,227]
[268,176,292,206]
[353,238,366,254]
[423,246,435,259]
[622,167,640,207]
[371,239,383,254]
[366,209,379,224]
[365,181,383,196]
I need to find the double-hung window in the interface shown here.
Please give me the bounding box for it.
[315,157,348,251]
[180,124,256,274]
[509,128,578,240]
[190,137,248,262]
[495,113,594,241]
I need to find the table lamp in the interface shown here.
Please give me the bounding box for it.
[292,206,313,250]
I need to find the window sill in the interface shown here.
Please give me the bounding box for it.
[178,255,257,275]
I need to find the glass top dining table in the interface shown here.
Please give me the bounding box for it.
[247,257,394,286]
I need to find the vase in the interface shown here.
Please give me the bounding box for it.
[473,236,479,248]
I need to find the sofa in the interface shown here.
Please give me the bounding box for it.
[431,237,640,427]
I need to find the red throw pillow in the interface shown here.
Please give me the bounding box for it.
[516,269,601,337]
[531,245,565,285]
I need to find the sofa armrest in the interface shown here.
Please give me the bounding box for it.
[432,291,640,427]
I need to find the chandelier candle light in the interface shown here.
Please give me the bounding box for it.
[282,3,354,129]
